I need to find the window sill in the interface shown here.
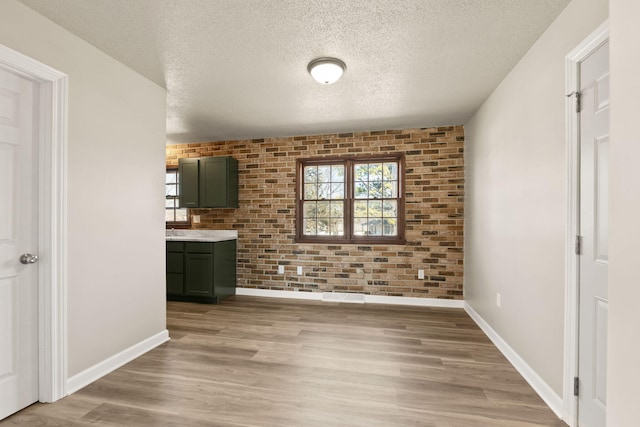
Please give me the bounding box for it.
[295,236,406,245]
[166,223,191,230]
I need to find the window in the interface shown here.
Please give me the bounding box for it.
[296,155,405,244]
[166,168,190,227]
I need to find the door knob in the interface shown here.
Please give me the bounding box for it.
[19,254,39,265]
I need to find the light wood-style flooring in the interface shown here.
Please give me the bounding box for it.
[2,296,567,426]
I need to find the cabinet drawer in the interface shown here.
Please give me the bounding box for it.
[185,242,213,253]
[166,241,184,252]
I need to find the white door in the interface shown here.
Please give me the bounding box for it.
[0,66,39,419]
[578,40,609,427]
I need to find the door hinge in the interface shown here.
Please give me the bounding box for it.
[574,377,579,397]
[575,235,582,255]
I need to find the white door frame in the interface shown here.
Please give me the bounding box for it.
[0,44,68,403]
[563,20,609,427]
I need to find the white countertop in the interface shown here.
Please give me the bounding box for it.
[166,229,238,242]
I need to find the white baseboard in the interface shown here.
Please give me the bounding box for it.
[365,294,464,308]
[236,288,322,300]
[66,329,169,395]
[236,288,464,308]
[322,292,365,303]
[464,302,564,419]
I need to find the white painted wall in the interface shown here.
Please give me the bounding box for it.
[0,1,167,377]
[464,0,607,397]
[607,0,640,424]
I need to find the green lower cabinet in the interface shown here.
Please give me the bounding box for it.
[166,273,184,295]
[185,253,214,297]
[166,239,236,304]
[213,239,237,300]
[166,243,184,295]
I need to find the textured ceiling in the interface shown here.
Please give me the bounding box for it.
[19,0,570,143]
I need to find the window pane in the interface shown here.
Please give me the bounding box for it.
[330,219,344,236]
[330,183,344,199]
[304,202,317,218]
[330,201,343,218]
[354,164,368,181]
[166,172,177,184]
[304,183,317,199]
[303,201,317,218]
[166,185,177,197]
[317,201,329,217]
[304,218,317,235]
[368,163,382,181]
[383,200,397,217]
[383,163,398,180]
[353,218,368,236]
[367,219,383,236]
[354,200,367,217]
[304,166,317,183]
[383,218,397,236]
[368,181,382,199]
[175,209,188,222]
[318,166,331,183]
[368,200,382,217]
[382,181,398,198]
[331,165,345,182]
[165,209,175,222]
[317,218,330,235]
[166,198,176,208]
[354,181,368,199]
[317,183,331,199]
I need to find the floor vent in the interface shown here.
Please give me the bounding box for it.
[321,292,365,304]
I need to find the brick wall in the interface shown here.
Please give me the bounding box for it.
[166,126,464,299]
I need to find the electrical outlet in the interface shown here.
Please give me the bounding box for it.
[418,269,425,279]
[496,293,501,308]
[297,266,303,275]
[278,265,284,274]
[192,215,200,224]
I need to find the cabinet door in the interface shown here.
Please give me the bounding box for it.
[185,253,214,297]
[166,273,184,295]
[199,157,228,208]
[213,239,237,300]
[179,158,199,207]
[166,251,184,274]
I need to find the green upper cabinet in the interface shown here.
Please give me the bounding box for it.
[200,156,238,208]
[178,156,238,208]
[178,158,200,208]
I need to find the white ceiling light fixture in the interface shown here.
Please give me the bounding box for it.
[308,57,346,85]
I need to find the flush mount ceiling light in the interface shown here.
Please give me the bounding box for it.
[307,57,346,85]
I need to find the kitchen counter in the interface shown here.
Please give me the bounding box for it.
[165,229,238,242]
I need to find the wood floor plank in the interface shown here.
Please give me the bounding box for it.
[1,296,567,426]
